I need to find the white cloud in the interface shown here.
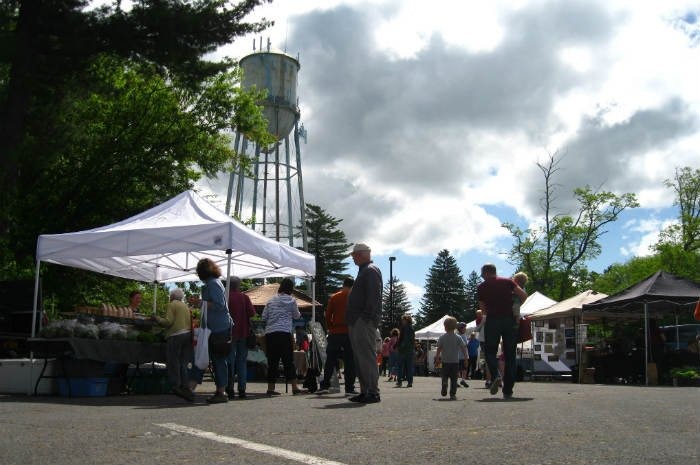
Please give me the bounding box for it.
[399,279,424,314]
[203,0,700,285]
[620,217,677,256]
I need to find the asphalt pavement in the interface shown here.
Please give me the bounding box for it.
[1,377,698,465]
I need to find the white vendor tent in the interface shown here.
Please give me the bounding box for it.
[31,190,316,335]
[528,290,608,321]
[415,314,452,340]
[520,291,557,316]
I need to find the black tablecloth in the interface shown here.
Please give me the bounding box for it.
[28,338,167,364]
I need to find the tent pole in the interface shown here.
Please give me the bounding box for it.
[225,249,232,298]
[675,313,680,350]
[31,260,41,338]
[153,282,157,315]
[644,303,648,387]
[311,279,316,322]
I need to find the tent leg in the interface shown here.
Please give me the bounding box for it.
[644,303,648,387]
[31,260,41,339]
[224,249,232,298]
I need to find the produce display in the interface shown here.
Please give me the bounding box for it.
[76,304,137,318]
[39,314,164,342]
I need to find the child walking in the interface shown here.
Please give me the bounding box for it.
[434,316,468,400]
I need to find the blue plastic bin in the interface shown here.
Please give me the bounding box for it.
[57,378,109,397]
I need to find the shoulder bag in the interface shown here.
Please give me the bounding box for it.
[193,302,212,370]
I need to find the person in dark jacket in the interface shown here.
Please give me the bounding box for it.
[346,243,383,404]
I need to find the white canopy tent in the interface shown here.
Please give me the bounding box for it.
[528,290,608,321]
[31,190,316,336]
[415,314,452,340]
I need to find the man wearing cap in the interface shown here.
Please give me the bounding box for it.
[347,243,383,403]
[477,263,527,399]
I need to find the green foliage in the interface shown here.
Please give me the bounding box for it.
[300,204,351,307]
[464,270,481,322]
[657,167,700,253]
[670,367,700,379]
[416,250,467,328]
[592,165,700,296]
[381,277,412,336]
[0,1,274,312]
[504,153,638,300]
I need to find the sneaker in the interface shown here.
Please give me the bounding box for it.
[349,393,366,402]
[460,379,469,388]
[485,380,491,389]
[406,383,412,388]
[441,385,447,397]
[361,393,381,403]
[238,391,247,399]
[345,389,358,396]
[266,390,282,397]
[206,393,228,404]
[490,378,501,395]
[449,395,457,400]
[315,388,330,395]
[503,392,513,400]
[225,387,235,400]
[394,382,402,388]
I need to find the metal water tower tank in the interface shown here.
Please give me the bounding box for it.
[225,44,308,251]
[239,51,300,142]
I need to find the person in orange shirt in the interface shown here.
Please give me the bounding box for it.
[317,277,357,395]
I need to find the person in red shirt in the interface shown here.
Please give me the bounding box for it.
[317,277,357,395]
[226,276,256,399]
[477,263,527,399]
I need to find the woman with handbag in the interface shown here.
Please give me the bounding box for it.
[189,258,233,404]
[262,277,303,396]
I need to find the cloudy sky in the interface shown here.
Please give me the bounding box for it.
[199,0,700,310]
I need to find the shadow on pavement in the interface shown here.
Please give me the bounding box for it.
[476,396,534,402]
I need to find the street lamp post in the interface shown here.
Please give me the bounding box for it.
[389,256,396,328]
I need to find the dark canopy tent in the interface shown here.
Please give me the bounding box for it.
[582,270,700,385]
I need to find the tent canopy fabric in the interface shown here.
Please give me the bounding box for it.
[245,283,321,309]
[415,315,452,340]
[36,190,316,282]
[582,271,700,318]
[519,291,557,316]
[529,290,608,321]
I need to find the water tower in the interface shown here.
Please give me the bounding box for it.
[226,39,308,250]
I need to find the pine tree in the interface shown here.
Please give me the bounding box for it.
[380,276,412,336]
[416,249,467,327]
[302,204,351,307]
[464,270,481,322]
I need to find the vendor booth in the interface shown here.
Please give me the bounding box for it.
[527,290,608,378]
[582,271,700,386]
[20,190,316,395]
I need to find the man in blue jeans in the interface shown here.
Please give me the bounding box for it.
[477,263,527,399]
[226,276,255,399]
